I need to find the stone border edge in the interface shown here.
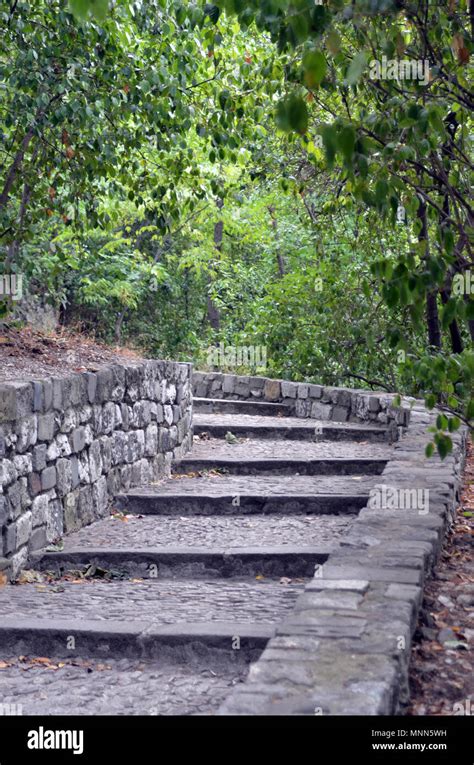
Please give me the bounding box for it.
[214,386,468,715]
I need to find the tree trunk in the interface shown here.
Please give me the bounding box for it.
[418,197,442,349]
[440,288,463,353]
[206,198,223,331]
[267,205,285,277]
[0,128,35,211]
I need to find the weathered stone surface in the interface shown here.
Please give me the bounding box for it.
[88,441,102,483]
[32,444,47,472]
[0,458,17,489]
[0,360,193,561]
[264,379,281,401]
[56,458,73,497]
[15,511,32,548]
[0,495,7,529]
[28,525,48,552]
[70,427,86,453]
[85,372,97,404]
[37,413,55,441]
[0,385,20,422]
[46,498,63,542]
[64,491,80,533]
[310,402,332,420]
[281,381,298,399]
[60,408,77,434]
[41,466,57,491]
[28,472,42,497]
[15,415,37,452]
[31,494,49,527]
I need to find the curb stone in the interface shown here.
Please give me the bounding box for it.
[217,397,468,715]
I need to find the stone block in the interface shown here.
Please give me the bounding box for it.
[331,406,349,422]
[32,444,47,472]
[88,441,103,483]
[31,494,49,527]
[15,510,32,548]
[28,472,42,497]
[64,491,80,533]
[46,498,63,542]
[37,413,55,441]
[84,372,97,403]
[41,466,57,491]
[29,525,48,552]
[56,459,73,497]
[71,427,86,453]
[311,402,332,420]
[264,379,281,402]
[281,381,298,399]
[0,458,17,489]
[15,415,37,452]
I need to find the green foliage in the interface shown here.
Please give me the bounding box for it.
[0,0,472,460]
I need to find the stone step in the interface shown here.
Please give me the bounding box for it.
[0,577,305,659]
[44,512,353,553]
[193,397,292,416]
[190,436,393,462]
[0,616,271,662]
[0,655,248,715]
[33,545,330,579]
[173,456,387,476]
[115,474,375,516]
[193,413,390,442]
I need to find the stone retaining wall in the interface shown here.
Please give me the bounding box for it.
[193,371,410,432]
[0,360,193,578]
[219,399,469,715]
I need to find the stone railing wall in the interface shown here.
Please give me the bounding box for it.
[193,371,410,430]
[219,397,469,715]
[0,360,193,578]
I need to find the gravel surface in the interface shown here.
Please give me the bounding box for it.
[0,656,247,715]
[139,474,377,496]
[193,412,386,430]
[0,579,305,624]
[61,513,354,549]
[187,437,393,461]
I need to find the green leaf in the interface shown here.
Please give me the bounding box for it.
[69,0,90,18]
[448,416,461,432]
[204,4,220,24]
[436,435,453,459]
[425,442,434,458]
[303,50,327,88]
[321,125,337,166]
[345,52,368,86]
[436,413,448,430]
[276,95,308,135]
[337,125,355,162]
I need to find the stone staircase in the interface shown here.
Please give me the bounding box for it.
[0,395,394,715]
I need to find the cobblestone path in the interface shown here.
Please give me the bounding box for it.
[0,396,393,715]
